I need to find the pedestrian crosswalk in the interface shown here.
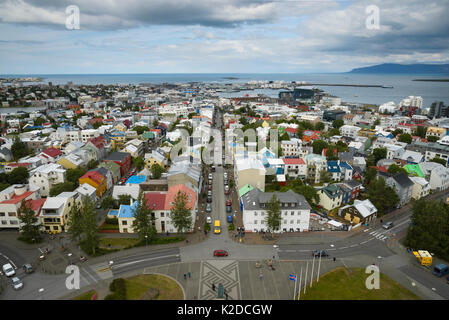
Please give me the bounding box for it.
[369,230,389,241]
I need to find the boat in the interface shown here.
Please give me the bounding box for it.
[382,85,394,89]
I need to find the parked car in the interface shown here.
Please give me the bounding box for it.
[227,215,233,223]
[432,264,449,277]
[207,195,212,203]
[225,199,231,206]
[312,250,329,257]
[382,222,394,230]
[224,185,230,195]
[226,206,232,213]
[208,173,213,180]
[213,250,228,257]
[206,216,212,224]
[224,172,228,179]
[206,203,212,213]
[208,185,212,191]
[11,277,23,290]
[22,264,34,274]
[2,263,15,277]
[96,203,101,209]
[212,166,216,172]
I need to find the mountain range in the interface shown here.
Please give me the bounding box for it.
[348,63,449,74]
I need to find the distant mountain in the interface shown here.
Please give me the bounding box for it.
[348,63,449,74]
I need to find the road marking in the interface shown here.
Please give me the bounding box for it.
[339,246,348,250]
[360,240,369,244]
[327,248,336,251]
[111,254,179,269]
[363,228,371,232]
[0,253,17,269]
[350,244,358,247]
[369,231,376,235]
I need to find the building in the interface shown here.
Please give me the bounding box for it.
[281,139,302,157]
[103,152,132,176]
[79,170,108,197]
[167,161,201,189]
[338,199,377,225]
[123,139,145,158]
[75,183,98,203]
[323,110,346,122]
[305,154,327,184]
[282,158,307,179]
[98,161,121,185]
[378,172,414,207]
[409,176,430,200]
[0,185,43,230]
[234,158,266,192]
[39,147,63,164]
[318,184,343,211]
[29,163,66,197]
[426,127,446,140]
[340,125,361,139]
[428,101,447,119]
[41,192,82,234]
[419,162,449,191]
[240,188,311,233]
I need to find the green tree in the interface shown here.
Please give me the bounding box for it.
[387,164,408,175]
[132,156,145,171]
[118,194,131,205]
[405,199,449,261]
[66,168,87,186]
[151,163,164,179]
[49,182,76,196]
[325,145,339,161]
[133,126,150,135]
[336,140,349,152]
[131,192,156,244]
[92,121,103,129]
[320,170,332,183]
[398,133,412,144]
[427,136,439,143]
[79,197,100,255]
[413,126,426,138]
[392,129,403,137]
[170,191,193,233]
[314,122,325,131]
[372,148,387,164]
[67,205,83,243]
[87,159,99,170]
[430,156,447,166]
[332,119,344,129]
[8,167,29,184]
[18,200,41,243]
[265,194,281,233]
[365,177,399,216]
[312,140,328,155]
[101,195,116,209]
[363,167,378,185]
[11,137,28,160]
[328,128,340,136]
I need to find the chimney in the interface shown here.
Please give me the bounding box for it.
[130,198,133,206]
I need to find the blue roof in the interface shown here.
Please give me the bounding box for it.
[117,201,138,218]
[126,175,146,184]
[327,161,341,173]
[339,161,352,170]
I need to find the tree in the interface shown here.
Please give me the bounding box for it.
[131,192,156,243]
[319,170,332,183]
[8,167,29,184]
[430,156,447,166]
[392,129,403,137]
[315,122,325,131]
[325,145,339,161]
[151,163,164,179]
[49,182,76,196]
[405,199,449,261]
[67,205,83,243]
[18,200,41,243]
[387,164,408,175]
[413,126,426,138]
[11,137,28,160]
[398,133,412,144]
[363,167,378,185]
[332,119,344,129]
[92,121,103,129]
[132,156,145,171]
[133,126,150,135]
[427,136,439,143]
[101,195,116,209]
[365,177,399,216]
[336,140,349,152]
[118,194,131,205]
[170,191,193,233]
[312,140,328,155]
[372,148,387,164]
[79,197,100,255]
[87,159,99,170]
[328,128,340,136]
[265,194,281,233]
[66,168,87,186]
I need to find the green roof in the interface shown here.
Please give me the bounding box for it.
[404,164,424,177]
[142,131,155,139]
[239,184,254,197]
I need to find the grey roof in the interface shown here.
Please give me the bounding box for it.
[93,167,110,177]
[105,152,130,161]
[342,179,362,188]
[393,173,414,189]
[242,188,311,211]
[338,152,353,162]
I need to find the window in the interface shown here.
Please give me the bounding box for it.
[122,220,127,225]
[261,212,264,216]
[1,221,6,225]
[291,211,294,215]
[284,212,287,216]
[0,213,4,217]
[160,212,164,218]
[290,220,294,224]
[254,220,258,224]
[8,212,16,217]
[254,212,257,216]
[283,220,287,224]
[297,220,301,224]
[10,220,18,225]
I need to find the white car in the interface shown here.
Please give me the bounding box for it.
[224,172,228,179]
[2,263,15,277]
[206,216,212,224]
[11,277,23,290]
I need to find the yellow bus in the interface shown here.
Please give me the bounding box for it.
[214,220,221,234]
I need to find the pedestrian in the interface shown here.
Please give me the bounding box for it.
[225,293,228,300]
[259,273,263,280]
[188,272,191,278]
[333,257,336,262]
[212,283,216,291]
[184,273,187,280]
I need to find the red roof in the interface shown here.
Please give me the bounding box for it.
[89,118,103,124]
[371,166,387,173]
[283,158,305,165]
[144,192,166,211]
[285,127,297,133]
[165,184,197,210]
[88,136,106,149]
[80,171,105,184]
[25,198,46,214]
[399,123,415,127]
[42,147,62,158]
[1,191,34,205]
[150,129,161,134]
[6,163,31,168]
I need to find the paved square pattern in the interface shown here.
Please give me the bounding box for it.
[199,260,241,300]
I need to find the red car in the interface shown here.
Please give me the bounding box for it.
[208,185,212,191]
[213,250,229,257]
[225,199,231,206]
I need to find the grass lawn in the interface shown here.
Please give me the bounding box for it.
[73,290,97,300]
[99,224,119,231]
[124,274,184,300]
[299,267,420,300]
[99,237,140,248]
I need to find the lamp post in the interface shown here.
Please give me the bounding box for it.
[145,235,148,246]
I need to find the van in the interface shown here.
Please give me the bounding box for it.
[432,264,449,277]
[214,220,221,234]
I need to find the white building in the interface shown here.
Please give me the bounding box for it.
[241,188,311,233]
[29,163,66,197]
[340,125,361,139]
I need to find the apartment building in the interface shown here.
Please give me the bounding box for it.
[41,191,82,234]
[29,163,66,197]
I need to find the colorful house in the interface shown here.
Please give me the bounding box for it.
[79,170,107,197]
[302,130,320,143]
[103,152,132,176]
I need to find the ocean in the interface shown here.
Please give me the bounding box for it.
[1,73,448,107]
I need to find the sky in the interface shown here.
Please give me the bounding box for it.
[0,0,449,74]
